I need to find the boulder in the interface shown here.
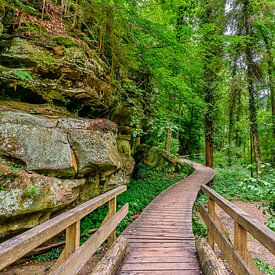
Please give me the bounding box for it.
[0,164,85,238]
[0,110,123,177]
[134,145,193,175]
[0,108,135,237]
[0,111,76,177]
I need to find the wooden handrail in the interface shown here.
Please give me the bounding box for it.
[200,184,275,275]
[201,184,275,254]
[51,204,128,275]
[0,185,127,272]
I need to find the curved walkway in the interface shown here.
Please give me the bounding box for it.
[118,161,215,275]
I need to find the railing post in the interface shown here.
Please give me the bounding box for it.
[234,222,261,274]
[207,198,215,249]
[107,197,117,247]
[52,221,80,270]
[234,222,248,260]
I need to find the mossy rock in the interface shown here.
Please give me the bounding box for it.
[51,36,78,48]
[134,145,194,175]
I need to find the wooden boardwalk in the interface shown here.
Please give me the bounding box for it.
[118,162,215,275]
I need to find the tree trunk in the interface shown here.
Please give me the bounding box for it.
[243,0,261,174]
[259,28,275,138]
[228,106,234,164]
[235,89,241,149]
[205,86,214,168]
[165,128,172,153]
[202,0,225,169]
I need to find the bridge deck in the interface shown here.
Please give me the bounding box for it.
[118,162,215,275]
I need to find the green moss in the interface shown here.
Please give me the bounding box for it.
[4,0,40,16]
[24,186,39,198]
[15,70,33,80]
[31,52,58,64]
[51,36,78,48]
[18,22,47,36]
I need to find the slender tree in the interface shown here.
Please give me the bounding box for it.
[201,0,226,168]
[242,0,261,173]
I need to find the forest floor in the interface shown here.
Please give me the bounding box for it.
[215,200,275,267]
[0,249,104,275]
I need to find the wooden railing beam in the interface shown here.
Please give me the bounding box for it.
[0,185,126,271]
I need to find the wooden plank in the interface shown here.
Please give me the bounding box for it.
[127,225,191,230]
[127,239,194,244]
[129,222,188,226]
[128,247,194,253]
[120,271,198,275]
[199,204,252,275]
[0,185,126,271]
[129,242,194,248]
[123,256,197,264]
[127,228,192,234]
[125,232,193,237]
[121,262,199,271]
[201,184,275,254]
[125,236,194,240]
[51,203,128,275]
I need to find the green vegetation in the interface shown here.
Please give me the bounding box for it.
[15,70,33,80]
[24,186,39,198]
[51,36,78,48]
[255,258,275,274]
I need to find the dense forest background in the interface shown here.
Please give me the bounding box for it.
[0,0,274,171]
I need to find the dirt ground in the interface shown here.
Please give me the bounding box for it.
[0,250,104,275]
[215,200,275,267]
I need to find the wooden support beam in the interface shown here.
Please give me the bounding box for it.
[195,237,226,275]
[93,236,128,275]
[207,198,215,249]
[234,222,248,260]
[108,197,117,248]
[234,222,261,275]
[53,221,80,269]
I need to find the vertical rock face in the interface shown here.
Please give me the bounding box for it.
[0,14,136,238]
[0,106,135,238]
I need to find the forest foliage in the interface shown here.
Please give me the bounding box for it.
[0,0,274,170]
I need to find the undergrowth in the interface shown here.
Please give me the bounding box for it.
[31,163,191,262]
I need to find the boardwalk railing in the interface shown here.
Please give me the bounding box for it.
[199,184,275,275]
[0,185,128,274]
